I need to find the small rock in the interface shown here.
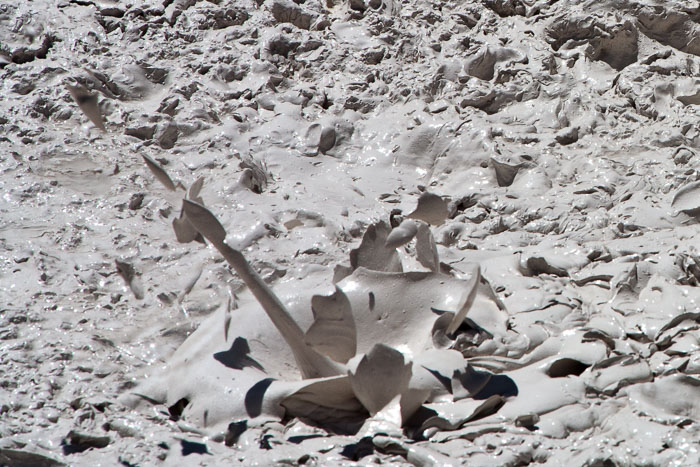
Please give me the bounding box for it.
[256,94,276,111]
[214,63,248,82]
[555,126,579,145]
[427,100,449,113]
[94,362,119,378]
[514,413,540,428]
[304,123,337,155]
[362,48,385,65]
[98,5,125,17]
[44,408,60,423]
[128,193,145,210]
[194,7,249,29]
[269,0,318,30]
[0,448,66,467]
[350,0,367,12]
[673,147,695,166]
[103,419,142,439]
[63,430,110,454]
[12,80,35,95]
[318,126,336,153]
[158,96,180,116]
[266,34,300,58]
[155,120,179,149]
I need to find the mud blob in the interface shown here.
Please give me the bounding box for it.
[125,198,510,436]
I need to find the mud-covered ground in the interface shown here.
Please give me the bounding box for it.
[1,0,699,465]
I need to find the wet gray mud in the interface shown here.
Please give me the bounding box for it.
[1,0,699,465]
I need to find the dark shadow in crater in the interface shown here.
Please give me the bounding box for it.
[288,434,325,444]
[181,439,210,456]
[473,374,519,399]
[245,377,274,418]
[168,397,189,421]
[340,436,375,461]
[225,420,248,447]
[213,337,265,372]
[546,358,590,378]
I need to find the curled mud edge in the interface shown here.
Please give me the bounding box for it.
[1,0,699,465]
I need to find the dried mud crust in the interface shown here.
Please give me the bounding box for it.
[0,0,699,465]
